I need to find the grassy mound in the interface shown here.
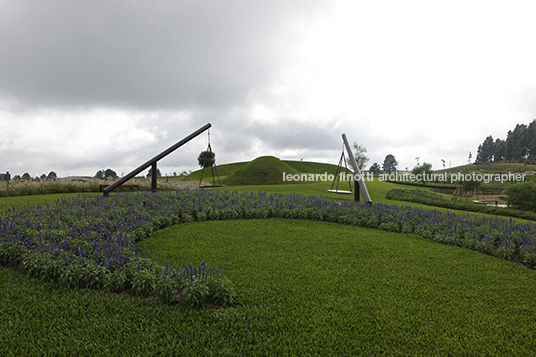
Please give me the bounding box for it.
[283,160,341,175]
[223,156,303,186]
[186,161,248,182]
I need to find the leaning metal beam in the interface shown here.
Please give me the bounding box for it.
[103,123,212,197]
[341,133,372,204]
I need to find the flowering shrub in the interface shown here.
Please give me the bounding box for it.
[2,189,536,307]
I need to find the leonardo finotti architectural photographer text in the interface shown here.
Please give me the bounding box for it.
[282,172,527,183]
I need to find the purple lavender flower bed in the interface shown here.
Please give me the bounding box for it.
[1,189,536,303]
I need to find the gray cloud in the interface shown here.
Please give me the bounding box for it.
[1,1,513,178]
[0,0,329,112]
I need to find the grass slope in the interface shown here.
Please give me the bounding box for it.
[186,161,248,182]
[439,162,536,173]
[186,157,343,184]
[283,160,341,175]
[223,156,304,186]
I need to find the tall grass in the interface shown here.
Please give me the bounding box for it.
[0,177,203,197]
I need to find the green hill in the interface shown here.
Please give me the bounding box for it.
[283,160,343,175]
[437,162,536,174]
[223,156,304,186]
[186,157,344,186]
[187,161,247,182]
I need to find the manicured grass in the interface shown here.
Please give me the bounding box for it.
[143,220,536,355]
[3,185,536,354]
[4,158,536,355]
[3,219,536,355]
[0,193,86,215]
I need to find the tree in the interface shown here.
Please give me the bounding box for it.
[369,163,382,176]
[382,155,397,174]
[47,171,57,180]
[197,151,215,168]
[346,143,369,171]
[104,169,118,179]
[22,172,30,180]
[95,169,117,179]
[411,162,433,186]
[146,167,162,178]
[40,174,47,180]
[520,147,530,170]
[505,182,536,211]
[493,138,505,162]
[474,119,536,163]
[476,135,494,163]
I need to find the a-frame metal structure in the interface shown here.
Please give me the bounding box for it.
[328,133,372,204]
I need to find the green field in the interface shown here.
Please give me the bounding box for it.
[2,160,536,355]
[3,219,536,355]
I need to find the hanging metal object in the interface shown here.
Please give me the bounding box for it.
[199,130,224,188]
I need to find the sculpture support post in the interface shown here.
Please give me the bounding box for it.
[354,178,360,203]
[342,133,372,204]
[103,123,211,197]
[151,162,157,192]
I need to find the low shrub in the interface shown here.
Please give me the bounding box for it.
[504,182,536,211]
[59,263,85,289]
[155,275,181,305]
[106,269,128,293]
[496,246,515,261]
[132,269,156,297]
[207,277,237,307]
[386,188,536,221]
[182,278,210,309]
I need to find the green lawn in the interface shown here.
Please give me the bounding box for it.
[3,219,536,355]
[138,220,536,355]
[2,181,536,355]
[0,193,89,215]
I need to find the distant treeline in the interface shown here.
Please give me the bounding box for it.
[476,119,536,163]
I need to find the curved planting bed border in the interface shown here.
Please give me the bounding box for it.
[2,189,536,306]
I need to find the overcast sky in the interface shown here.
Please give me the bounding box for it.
[2,0,536,178]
